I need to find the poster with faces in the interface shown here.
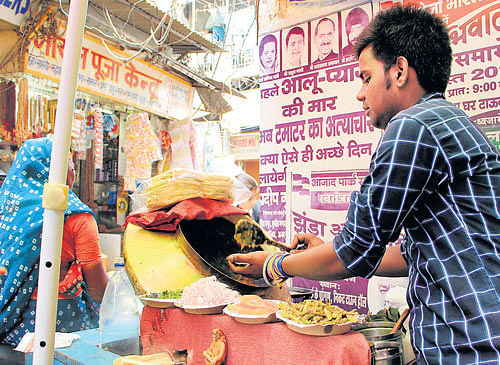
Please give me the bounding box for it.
[340,4,373,62]
[310,15,340,66]
[282,24,308,70]
[259,32,281,75]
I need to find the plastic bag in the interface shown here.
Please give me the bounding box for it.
[232,177,252,206]
[128,178,150,211]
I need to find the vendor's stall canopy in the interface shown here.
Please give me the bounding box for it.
[1,0,245,113]
[63,0,246,110]
[85,0,225,54]
[160,56,246,114]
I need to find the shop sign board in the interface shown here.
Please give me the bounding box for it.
[25,31,192,120]
[259,0,499,315]
[230,132,259,160]
[0,0,31,26]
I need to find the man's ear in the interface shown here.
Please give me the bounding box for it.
[393,56,410,87]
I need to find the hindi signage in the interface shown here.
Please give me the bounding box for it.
[259,0,499,315]
[25,30,192,120]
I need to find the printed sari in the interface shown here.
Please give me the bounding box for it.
[0,138,99,345]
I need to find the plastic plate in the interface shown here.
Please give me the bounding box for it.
[174,300,231,315]
[276,310,354,336]
[139,295,177,309]
[223,300,281,324]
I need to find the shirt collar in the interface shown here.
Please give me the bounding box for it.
[418,92,444,104]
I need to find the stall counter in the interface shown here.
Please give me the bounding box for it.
[141,306,371,364]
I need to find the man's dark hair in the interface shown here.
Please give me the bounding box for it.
[355,6,452,93]
[314,17,335,37]
[345,7,369,35]
[286,26,305,47]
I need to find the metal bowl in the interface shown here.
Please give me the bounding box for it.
[355,327,403,343]
[372,341,402,365]
[352,321,396,331]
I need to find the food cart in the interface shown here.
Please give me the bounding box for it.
[27,209,371,365]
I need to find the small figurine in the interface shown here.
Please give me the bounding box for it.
[203,328,227,365]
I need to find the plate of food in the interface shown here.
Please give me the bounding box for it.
[276,300,359,336]
[223,295,281,324]
[139,289,183,308]
[172,276,242,315]
[174,301,231,315]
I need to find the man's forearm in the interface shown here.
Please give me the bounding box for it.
[282,243,353,281]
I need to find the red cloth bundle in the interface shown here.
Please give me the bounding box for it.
[125,198,248,232]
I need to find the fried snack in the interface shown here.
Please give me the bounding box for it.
[145,168,234,210]
[234,219,267,250]
[279,299,358,325]
[234,219,290,251]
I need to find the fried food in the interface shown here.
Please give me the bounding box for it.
[279,300,359,325]
[146,168,234,210]
[234,219,289,251]
[234,219,267,250]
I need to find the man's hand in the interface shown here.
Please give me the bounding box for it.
[289,233,325,253]
[227,251,271,278]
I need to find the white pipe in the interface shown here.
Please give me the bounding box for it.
[33,1,89,364]
[192,0,195,31]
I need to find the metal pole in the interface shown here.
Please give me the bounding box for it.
[192,0,196,31]
[33,1,89,364]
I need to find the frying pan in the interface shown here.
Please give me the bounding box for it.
[178,214,269,288]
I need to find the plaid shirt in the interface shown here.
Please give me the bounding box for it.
[334,93,500,364]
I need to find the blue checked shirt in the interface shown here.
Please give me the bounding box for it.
[334,93,500,364]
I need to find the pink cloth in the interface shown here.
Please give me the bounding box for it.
[125,198,248,232]
[141,307,371,365]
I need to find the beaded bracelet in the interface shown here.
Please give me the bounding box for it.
[262,252,292,287]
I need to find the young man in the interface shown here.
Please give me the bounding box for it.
[228,6,500,364]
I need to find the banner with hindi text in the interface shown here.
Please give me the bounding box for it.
[25,29,193,120]
[259,0,499,315]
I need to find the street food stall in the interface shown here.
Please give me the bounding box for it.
[33,209,372,365]
[122,194,373,364]
[25,168,373,364]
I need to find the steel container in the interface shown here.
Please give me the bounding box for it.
[353,322,403,365]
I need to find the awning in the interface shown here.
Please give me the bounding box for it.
[87,0,224,54]
[196,87,233,115]
[70,0,246,113]
[162,56,246,98]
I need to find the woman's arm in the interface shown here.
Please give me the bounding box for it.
[83,261,108,303]
[282,241,353,281]
[68,214,108,303]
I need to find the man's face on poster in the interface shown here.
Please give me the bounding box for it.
[314,20,335,59]
[287,33,304,67]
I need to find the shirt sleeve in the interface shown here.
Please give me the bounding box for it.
[64,213,102,267]
[334,116,446,278]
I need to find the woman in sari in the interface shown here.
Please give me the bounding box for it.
[0,138,108,360]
